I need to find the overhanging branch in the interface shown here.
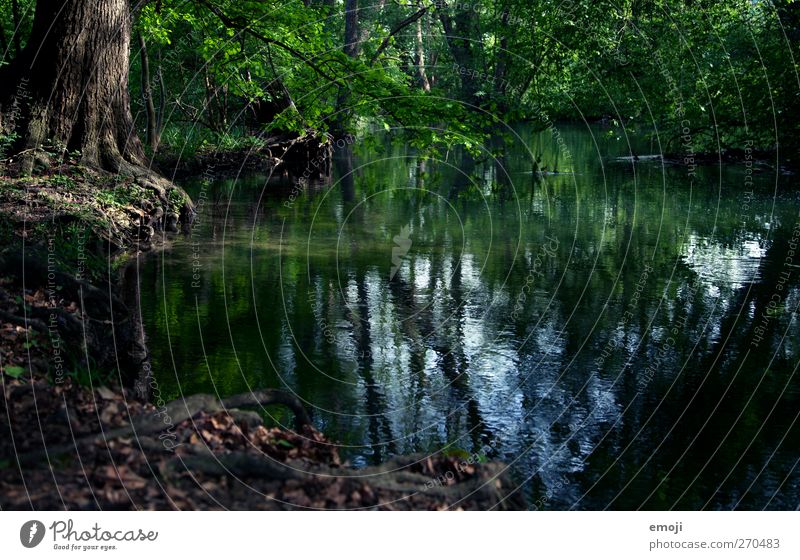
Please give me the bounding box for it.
[198,0,346,88]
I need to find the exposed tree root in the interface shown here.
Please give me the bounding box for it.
[2,382,525,509]
[14,390,311,466]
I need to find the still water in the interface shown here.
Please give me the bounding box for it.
[139,124,800,509]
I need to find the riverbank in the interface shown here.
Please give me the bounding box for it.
[0,164,193,388]
[154,131,333,182]
[0,376,524,510]
[0,159,524,511]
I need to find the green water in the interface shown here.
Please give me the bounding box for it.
[139,124,800,509]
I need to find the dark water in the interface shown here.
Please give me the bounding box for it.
[139,124,800,509]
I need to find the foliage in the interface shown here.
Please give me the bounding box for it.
[560,0,800,155]
[1,0,797,164]
[128,0,487,154]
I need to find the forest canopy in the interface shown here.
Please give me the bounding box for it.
[1,0,798,167]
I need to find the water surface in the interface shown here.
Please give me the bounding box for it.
[139,124,800,509]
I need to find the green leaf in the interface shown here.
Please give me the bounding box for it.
[4,366,25,378]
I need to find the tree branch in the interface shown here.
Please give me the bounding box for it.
[198,0,345,88]
[371,6,429,65]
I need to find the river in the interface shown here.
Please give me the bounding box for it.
[139,123,800,509]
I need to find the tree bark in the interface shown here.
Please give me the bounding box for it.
[0,0,148,174]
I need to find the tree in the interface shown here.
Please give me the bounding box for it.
[0,0,151,175]
[415,14,431,92]
[137,31,164,153]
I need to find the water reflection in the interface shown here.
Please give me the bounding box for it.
[140,124,800,509]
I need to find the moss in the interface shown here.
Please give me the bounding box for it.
[168,185,188,208]
[1,164,191,281]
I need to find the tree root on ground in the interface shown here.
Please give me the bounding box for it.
[2,383,526,509]
[13,389,310,466]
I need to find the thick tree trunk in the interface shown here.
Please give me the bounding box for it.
[0,0,193,234]
[438,3,482,104]
[1,0,147,174]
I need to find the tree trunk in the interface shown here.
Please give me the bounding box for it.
[11,0,21,57]
[0,0,148,175]
[203,66,220,132]
[415,15,430,92]
[137,32,160,153]
[0,22,8,55]
[427,9,438,89]
[437,3,482,104]
[333,0,359,135]
[343,0,360,58]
